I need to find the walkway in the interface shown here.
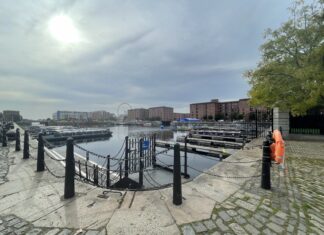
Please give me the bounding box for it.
[180,140,324,234]
[1,125,324,234]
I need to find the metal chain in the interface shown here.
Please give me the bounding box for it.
[45,151,66,162]
[44,162,65,178]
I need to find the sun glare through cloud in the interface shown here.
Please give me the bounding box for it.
[48,14,81,44]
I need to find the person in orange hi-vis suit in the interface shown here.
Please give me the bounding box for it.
[271,130,285,168]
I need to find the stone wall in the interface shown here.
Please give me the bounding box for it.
[273,108,290,137]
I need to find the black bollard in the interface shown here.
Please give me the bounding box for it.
[125,136,129,178]
[139,138,144,188]
[173,143,182,205]
[15,128,21,151]
[184,136,189,178]
[37,133,45,172]
[152,134,156,167]
[93,165,98,186]
[261,140,271,190]
[2,128,7,147]
[64,138,75,199]
[23,131,30,159]
[106,155,110,188]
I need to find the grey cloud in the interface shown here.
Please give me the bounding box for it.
[0,0,292,119]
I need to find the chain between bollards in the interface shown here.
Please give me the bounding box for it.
[64,137,75,199]
[173,143,182,205]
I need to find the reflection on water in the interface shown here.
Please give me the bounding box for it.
[55,126,224,186]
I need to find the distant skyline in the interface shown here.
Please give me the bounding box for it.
[0,0,292,119]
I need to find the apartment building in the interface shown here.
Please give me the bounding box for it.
[148,106,174,122]
[190,98,253,120]
[173,112,190,120]
[128,108,149,121]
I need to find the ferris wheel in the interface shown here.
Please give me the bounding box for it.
[117,102,132,121]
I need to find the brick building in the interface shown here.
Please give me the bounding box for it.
[127,108,149,121]
[148,106,174,122]
[173,112,190,120]
[190,98,254,120]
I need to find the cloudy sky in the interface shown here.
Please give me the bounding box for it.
[0,0,292,119]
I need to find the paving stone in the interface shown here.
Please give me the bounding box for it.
[287,224,294,233]
[247,217,263,229]
[262,228,274,235]
[14,226,31,235]
[229,223,247,235]
[235,199,257,212]
[85,230,100,235]
[244,224,260,235]
[275,211,288,220]
[203,220,216,230]
[254,214,267,224]
[0,225,5,232]
[212,214,217,220]
[233,215,247,225]
[3,215,15,222]
[297,230,306,235]
[0,220,2,225]
[0,227,13,235]
[267,222,284,234]
[215,219,229,232]
[298,223,306,232]
[26,228,43,235]
[44,228,61,235]
[259,205,273,213]
[270,216,285,226]
[219,211,231,222]
[181,225,196,235]
[227,210,238,217]
[237,209,249,217]
[13,221,28,229]
[6,218,21,227]
[210,232,221,235]
[192,222,207,233]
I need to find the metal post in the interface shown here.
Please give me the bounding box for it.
[255,110,258,138]
[261,140,271,190]
[139,138,144,188]
[271,109,274,132]
[15,128,21,151]
[23,130,29,159]
[152,134,156,167]
[2,128,7,147]
[173,143,182,205]
[184,136,189,178]
[64,137,75,199]
[106,155,110,188]
[119,162,122,180]
[85,161,88,181]
[93,165,98,185]
[37,133,45,172]
[125,136,129,178]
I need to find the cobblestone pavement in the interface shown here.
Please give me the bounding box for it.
[0,146,10,185]
[0,214,106,235]
[180,140,324,235]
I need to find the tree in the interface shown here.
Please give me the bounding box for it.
[245,0,324,116]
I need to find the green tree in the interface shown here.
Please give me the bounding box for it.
[245,0,324,116]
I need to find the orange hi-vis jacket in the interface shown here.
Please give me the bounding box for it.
[270,130,285,164]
